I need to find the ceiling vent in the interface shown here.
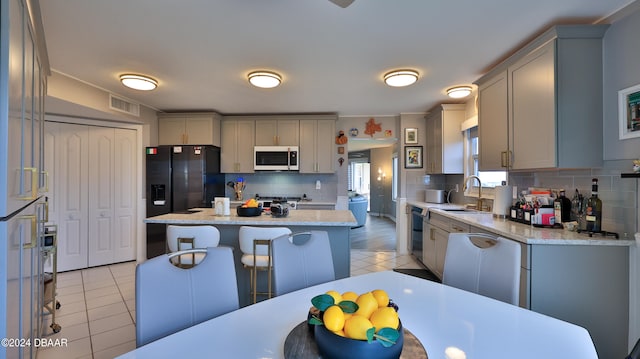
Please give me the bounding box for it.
[109,94,140,117]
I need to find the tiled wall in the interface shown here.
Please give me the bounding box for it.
[509,160,638,238]
[424,160,638,237]
[223,172,338,202]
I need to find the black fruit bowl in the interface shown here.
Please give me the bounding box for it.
[313,321,403,359]
[236,205,262,217]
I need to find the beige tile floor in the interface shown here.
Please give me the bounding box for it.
[37,250,421,358]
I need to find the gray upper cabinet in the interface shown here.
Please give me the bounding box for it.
[299,118,336,173]
[158,113,221,146]
[425,104,465,174]
[475,24,609,171]
[220,119,255,173]
[254,119,299,146]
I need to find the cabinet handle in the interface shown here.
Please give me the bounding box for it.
[18,167,38,201]
[17,214,37,248]
[501,150,513,168]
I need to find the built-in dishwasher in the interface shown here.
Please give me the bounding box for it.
[410,206,426,263]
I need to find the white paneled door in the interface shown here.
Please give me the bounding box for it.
[45,121,137,271]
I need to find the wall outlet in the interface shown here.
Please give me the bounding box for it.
[315,180,321,190]
[455,184,459,192]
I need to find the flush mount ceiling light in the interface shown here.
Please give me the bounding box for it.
[447,86,472,99]
[119,74,158,91]
[384,70,419,87]
[248,71,282,88]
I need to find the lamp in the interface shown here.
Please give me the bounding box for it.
[248,71,282,88]
[384,70,419,87]
[119,74,158,91]
[447,86,472,99]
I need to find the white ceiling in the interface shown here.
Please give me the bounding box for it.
[39,0,634,117]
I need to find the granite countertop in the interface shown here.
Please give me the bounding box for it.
[144,208,356,227]
[407,200,635,246]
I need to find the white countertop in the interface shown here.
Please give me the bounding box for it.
[144,208,356,227]
[118,271,597,359]
[408,200,635,246]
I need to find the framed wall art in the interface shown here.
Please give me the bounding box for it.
[404,128,418,144]
[619,83,640,140]
[404,146,423,168]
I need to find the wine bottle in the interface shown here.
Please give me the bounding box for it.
[585,178,602,232]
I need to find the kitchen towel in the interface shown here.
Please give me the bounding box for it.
[493,185,513,217]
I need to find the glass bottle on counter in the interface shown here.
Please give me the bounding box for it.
[553,190,572,224]
[584,178,602,232]
[571,189,584,226]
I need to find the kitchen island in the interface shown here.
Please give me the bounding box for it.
[144,209,357,307]
[407,200,635,359]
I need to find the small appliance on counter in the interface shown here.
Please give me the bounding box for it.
[270,203,289,217]
[425,189,446,204]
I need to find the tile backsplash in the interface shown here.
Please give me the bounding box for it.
[509,160,638,238]
[427,160,638,238]
[223,172,338,202]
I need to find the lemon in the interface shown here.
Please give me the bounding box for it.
[354,292,378,319]
[323,305,345,332]
[341,291,358,302]
[325,290,343,304]
[371,289,390,308]
[369,307,399,332]
[333,329,345,337]
[344,315,374,340]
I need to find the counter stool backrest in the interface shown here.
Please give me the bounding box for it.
[166,225,220,266]
[135,247,239,347]
[272,231,335,296]
[443,233,521,305]
[239,226,292,303]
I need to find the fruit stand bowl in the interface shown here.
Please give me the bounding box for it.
[314,321,404,359]
[236,205,262,217]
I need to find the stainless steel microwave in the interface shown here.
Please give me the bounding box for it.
[254,146,299,171]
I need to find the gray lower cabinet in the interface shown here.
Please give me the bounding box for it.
[427,213,628,359]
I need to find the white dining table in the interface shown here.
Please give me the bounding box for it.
[117,270,597,359]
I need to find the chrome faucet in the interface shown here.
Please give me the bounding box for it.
[463,175,483,210]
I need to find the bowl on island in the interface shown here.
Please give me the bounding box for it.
[236,205,262,217]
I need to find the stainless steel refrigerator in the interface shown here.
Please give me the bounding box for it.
[145,145,225,258]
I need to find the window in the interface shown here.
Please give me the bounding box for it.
[466,126,506,189]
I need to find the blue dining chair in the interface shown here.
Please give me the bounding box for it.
[443,233,521,305]
[135,246,239,347]
[271,231,335,296]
